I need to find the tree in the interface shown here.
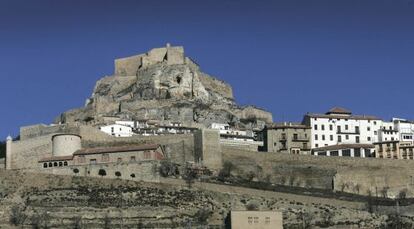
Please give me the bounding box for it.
[245,201,259,211]
[183,168,198,189]
[73,168,79,175]
[98,169,107,177]
[115,171,122,178]
[159,160,179,177]
[218,161,235,181]
[130,173,136,178]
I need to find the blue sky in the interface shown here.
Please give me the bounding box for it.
[1,0,414,138]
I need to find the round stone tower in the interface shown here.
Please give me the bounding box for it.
[52,134,82,157]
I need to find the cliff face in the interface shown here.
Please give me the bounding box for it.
[56,45,272,129]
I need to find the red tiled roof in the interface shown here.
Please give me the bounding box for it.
[305,113,381,121]
[39,155,74,162]
[326,107,352,115]
[73,144,160,156]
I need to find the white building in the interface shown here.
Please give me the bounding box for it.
[378,121,399,142]
[303,107,383,148]
[393,118,414,144]
[99,124,133,137]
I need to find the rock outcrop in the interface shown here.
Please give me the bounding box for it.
[55,44,272,129]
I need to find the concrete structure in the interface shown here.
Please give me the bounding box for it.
[194,129,222,170]
[52,134,82,157]
[99,124,133,137]
[230,211,283,229]
[6,135,12,170]
[312,144,374,158]
[263,122,311,154]
[303,107,383,148]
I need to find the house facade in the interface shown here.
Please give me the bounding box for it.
[263,123,311,154]
[302,107,383,148]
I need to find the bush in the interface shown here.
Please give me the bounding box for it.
[73,168,79,174]
[9,205,27,226]
[115,171,122,178]
[245,201,259,211]
[183,168,198,189]
[159,160,179,177]
[130,174,136,178]
[194,208,212,225]
[218,161,235,181]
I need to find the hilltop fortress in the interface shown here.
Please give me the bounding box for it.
[5,44,414,201]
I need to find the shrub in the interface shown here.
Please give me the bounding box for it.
[130,174,136,178]
[9,205,27,226]
[159,160,179,177]
[183,168,198,189]
[73,168,79,174]
[194,208,212,225]
[218,161,235,181]
[115,171,122,178]
[245,201,259,211]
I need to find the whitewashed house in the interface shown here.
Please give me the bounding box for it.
[302,107,383,148]
[393,118,414,144]
[99,124,133,137]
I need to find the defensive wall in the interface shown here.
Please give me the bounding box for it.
[222,146,414,198]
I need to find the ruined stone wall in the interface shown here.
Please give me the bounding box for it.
[222,147,414,197]
[10,134,53,170]
[40,161,159,183]
[114,54,144,76]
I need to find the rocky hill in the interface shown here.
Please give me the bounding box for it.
[0,169,408,228]
[55,45,272,129]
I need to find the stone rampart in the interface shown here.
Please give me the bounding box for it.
[222,147,414,197]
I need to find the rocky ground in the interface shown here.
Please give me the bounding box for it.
[1,169,413,228]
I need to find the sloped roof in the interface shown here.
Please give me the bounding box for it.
[73,144,160,156]
[326,107,352,115]
[39,155,74,162]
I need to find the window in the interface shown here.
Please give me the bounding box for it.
[315,134,318,140]
[329,125,333,131]
[338,135,342,142]
[338,126,341,132]
[346,135,349,140]
[303,142,307,149]
[293,133,298,140]
[111,127,114,133]
[54,162,58,167]
[367,127,371,131]
[374,131,378,135]
[354,148,361,157]
[355,126,359,133]
[374,121,377,125]
[102,153,109,162]
[345,125,349,130]
[315,144,319,148]
[130,156,136,162]
[265,217,271,224]
[43,163,48,168]
[321,125,325,130]
[330,151,339,156]
[342,149,351,157]
[314,124,318,130]
[281,133,286,140]
[367,137,371,141]
[90,159,97,164]
[322,135,325,140]
[356,136,360,143]
[330,135,333,141]
[63,161,68,166]
[48,162,52,167]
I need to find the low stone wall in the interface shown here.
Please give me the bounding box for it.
[222,147,414,197]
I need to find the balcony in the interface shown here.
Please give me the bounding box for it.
[292,137,309,142]
[337,129,360,135]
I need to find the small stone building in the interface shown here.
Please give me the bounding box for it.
[263,122,311,154]
[229,211,283,229]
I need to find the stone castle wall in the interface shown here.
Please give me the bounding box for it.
[222,147,414,197]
